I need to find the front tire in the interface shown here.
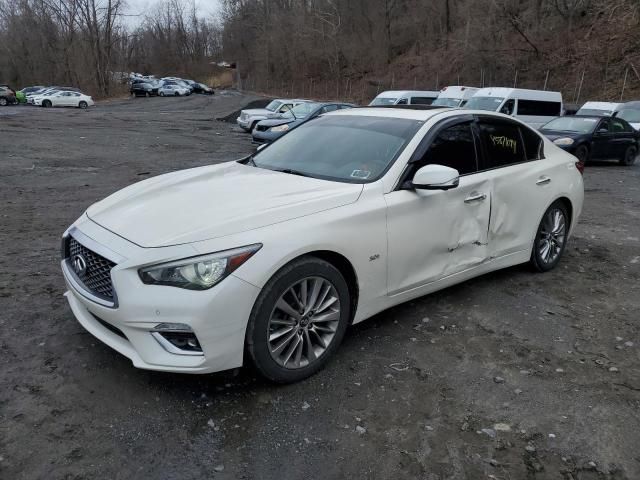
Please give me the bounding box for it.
[620,145,637,166]
[574,145,589,164]
[160,92,164,97]
[246,257,351,383]
[79,101,88,109]
[42,100,52,108]
[530,201,569,272]
[0,97,7,106]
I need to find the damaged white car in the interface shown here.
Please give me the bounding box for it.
[61,107,584,383]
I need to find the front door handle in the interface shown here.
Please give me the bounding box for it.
[536,176,551,185]
[464,192,487,204]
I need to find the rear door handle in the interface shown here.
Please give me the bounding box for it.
[536,176,551,185]
[464,192,487,203]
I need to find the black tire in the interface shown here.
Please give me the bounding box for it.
[246,257,351,383]
[574,144,589,164]
[145,91,150,97]
[175,92,180,97]
[159,92,164,97]
[530,200,570,272]
[0,97,7,106]
[79,101,88,109]
[620,145,637,166]
[42,100,52,108]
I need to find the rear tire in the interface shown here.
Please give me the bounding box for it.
[530,201,569,272]
[0,97,7,106]
[620,145,637,166]
[246,257,351,383]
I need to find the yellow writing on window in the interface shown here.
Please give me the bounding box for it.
[490,135,517,154]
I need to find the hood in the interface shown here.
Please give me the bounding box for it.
[257,118,298,128]
[86,162,363,248]
[540,130,589,141]
[242,108,279,117]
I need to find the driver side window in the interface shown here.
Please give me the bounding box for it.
[412,122,479,176]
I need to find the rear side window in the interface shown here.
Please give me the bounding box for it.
[396,98,408,105]
[478,121,526,169]
[520,126,544,160]
[410,97,435,105]
[415,122,478,175]
[517,100,562,116]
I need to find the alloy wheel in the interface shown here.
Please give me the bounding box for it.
[537,207,566,265]
[267,276,341,369]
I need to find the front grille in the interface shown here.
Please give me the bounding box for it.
[68,237,116,301]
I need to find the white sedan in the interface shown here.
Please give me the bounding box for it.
[158,84,190,97]
[61,107,584,383]
[34,91,94,109]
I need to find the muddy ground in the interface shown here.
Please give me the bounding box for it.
[1,93,639,480]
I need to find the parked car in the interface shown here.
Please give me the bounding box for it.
[613,101,640,130]
[20,86,45,95]
[15,91,26,104]
[576,101,621,117]
[0,86,17,106]
[33,90,94,109]
[369,90,439,106]
[252,102,354,143]
[431,86,479,107]
[61,107,583,383]
[540,115,638,165]
[130,82,156,97]
[237,99,309,131]
[161,78,193,93]
[464,87,563,129]
[158,84,190,96]
[193,83,214,95]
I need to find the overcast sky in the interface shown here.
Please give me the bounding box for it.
[122,0,221,27]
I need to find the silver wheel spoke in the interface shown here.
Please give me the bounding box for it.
[276,298,301,320]
[538,208,566,264]
[268,276,341,369]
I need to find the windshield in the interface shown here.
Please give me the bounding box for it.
[541,117,598,133]
[369,97,398,106]
[283,102,320,119]
[265,100,283,112]
[577,108,612,116]
[616,109,640,123]
[464,96,504,111]
[251,115,423,183]
[432,98,461,107]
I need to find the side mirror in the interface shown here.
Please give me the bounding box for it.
[412,164,460,191]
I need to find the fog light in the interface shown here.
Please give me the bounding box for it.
[153,322,192,332]
[151,328,203,356]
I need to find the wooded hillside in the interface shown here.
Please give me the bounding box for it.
[2,0,640,103]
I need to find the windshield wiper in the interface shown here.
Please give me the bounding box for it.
[272,168,314,178]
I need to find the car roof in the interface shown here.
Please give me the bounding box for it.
[327,106,458,121]
[472,87,562,100]
[619,101,640,109]
[374,90,440,98]
[579,101,621,109]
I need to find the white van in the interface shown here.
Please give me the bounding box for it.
[432,86,479,107]
[576,101,622,116]
[464,87,563,129]
[369,90,440,106]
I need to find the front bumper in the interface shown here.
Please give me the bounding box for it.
[252,128,284,143]
[236,117,251,130]
[61,223,261,374]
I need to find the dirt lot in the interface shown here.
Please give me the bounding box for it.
[1,94,640,480]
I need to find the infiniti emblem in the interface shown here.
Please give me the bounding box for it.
[72,254,87,276]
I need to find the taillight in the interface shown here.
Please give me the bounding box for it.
[575,161,585,175]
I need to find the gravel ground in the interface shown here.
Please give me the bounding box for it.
[1,94,639,480]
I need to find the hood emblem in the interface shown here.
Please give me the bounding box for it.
[72,254,88,276]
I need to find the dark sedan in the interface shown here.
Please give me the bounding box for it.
[540,116,638,166]
[130,81,157,97]
[252,102,354,143]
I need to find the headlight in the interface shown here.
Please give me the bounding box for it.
[139,244,262,290]
[270,124,290,132]
[553,137,574,146]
